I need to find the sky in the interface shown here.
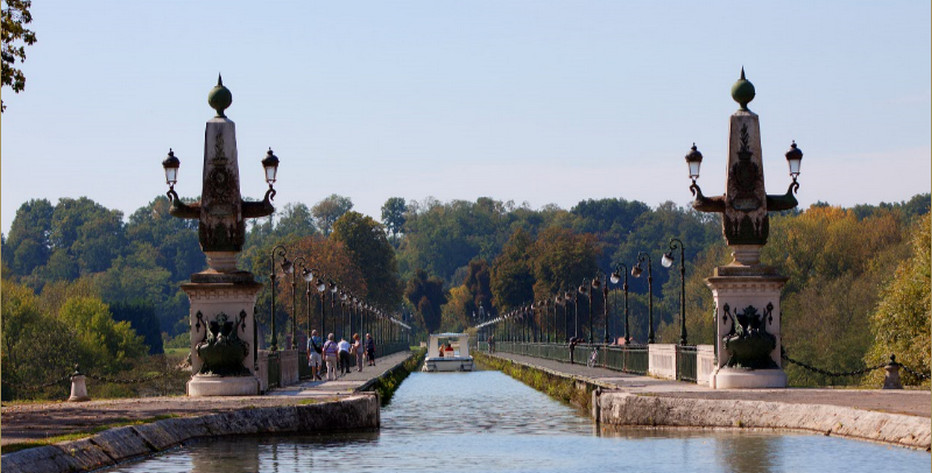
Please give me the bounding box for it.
[2,1,929,234]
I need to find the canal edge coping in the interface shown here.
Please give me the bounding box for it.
[476,352,931,451]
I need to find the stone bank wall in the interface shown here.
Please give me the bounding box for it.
[1,394,379,473]
[594,391,930,451]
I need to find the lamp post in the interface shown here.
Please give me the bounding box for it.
[578,280,591,343]
[566,290,578,340]
[631,252,654,344]
[288,256,306,349]
[610,264,630,345]
[662,238,688,346]
[593,273,610,344]
[268,245,292,352]
[299,265,315,346]
[328,280,338,337]
[315,275,327,336]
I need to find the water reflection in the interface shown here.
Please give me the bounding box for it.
[106,371,930,473]
[715,434,780,473]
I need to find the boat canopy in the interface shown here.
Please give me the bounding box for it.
[427,332,470,358]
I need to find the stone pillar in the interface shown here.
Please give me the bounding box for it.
[183,274,263,396]
[707,266,788,388]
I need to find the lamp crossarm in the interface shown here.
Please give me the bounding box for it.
[242,191,276,219]
[167,193,199,219]
[766,186,799,212]
[690,186,726,214]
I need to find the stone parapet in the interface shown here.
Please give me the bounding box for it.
[0,394,379,473]
[595,390,930,450]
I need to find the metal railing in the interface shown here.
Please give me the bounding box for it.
[298,349,313,379]
[676,345,698,382]
[487,341,649,376]
[267,351,281,389]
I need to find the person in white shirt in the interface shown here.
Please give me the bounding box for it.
[337,338,352,376]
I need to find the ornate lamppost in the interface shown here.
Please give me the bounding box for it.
[661,238,688,346]
[288,256,306,349]
[268,245,292,352]
[298,262,315,348]
[566,290,578,340]
[592,273,610,344]
[578,279,592,343]
[631,252,654,344]
[686,69,803,389]
[162,77,280,396]
[610,264,630,345]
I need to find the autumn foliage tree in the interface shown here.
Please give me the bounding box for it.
[863,213,930,386]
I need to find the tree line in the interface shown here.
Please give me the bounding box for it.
[3,192,928,396]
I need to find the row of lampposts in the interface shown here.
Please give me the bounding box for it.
[477,237,690,347]
[266,245,411,352]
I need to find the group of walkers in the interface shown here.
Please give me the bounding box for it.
[306,330,377,382]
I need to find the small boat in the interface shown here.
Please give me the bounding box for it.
[422,332,474,372]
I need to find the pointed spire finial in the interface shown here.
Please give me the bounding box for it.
[731,66,755,111]
[217,73,223,86]
[207,74,232,118]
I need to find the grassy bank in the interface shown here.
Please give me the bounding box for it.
[362,348,426,406]
[474,352,594,411]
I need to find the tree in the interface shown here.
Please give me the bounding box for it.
[49,197,127,275]
[381,197,406,240]
[490,228,535,312]
[1,0,36,112]
[463,258,493,319]
[58,296,147,373]
[312,194,353,235]
[864,213,930,386]
[331,211,403,309]
[275,202,318,238]
[1,280,80,400]
[110,301,164,355]
[5,198,53,277]
[405,269,446,333]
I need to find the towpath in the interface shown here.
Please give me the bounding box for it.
[0,350,413,448]
[484,351,930,418]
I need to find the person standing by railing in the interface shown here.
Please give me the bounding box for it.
[323,333,339,381]
[307,329,324,381]
[338,337,352,376]
[366,333,376,366]
[352,333,364,372]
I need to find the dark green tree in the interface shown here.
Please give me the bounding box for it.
[1,0,36,112]
[110,301,164,355]
[405,269,446,333]
[331,211,403,309]
[5,198,53,277]
[381,197,407,240]
[490,228,535,313]
[312,194,353,235]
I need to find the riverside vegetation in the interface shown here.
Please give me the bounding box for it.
[2,193,929,400]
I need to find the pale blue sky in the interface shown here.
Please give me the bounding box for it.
[2,1,929,233]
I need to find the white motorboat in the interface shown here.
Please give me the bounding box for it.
[422,332,474,372]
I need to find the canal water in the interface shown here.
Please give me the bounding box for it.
[107,370,929,473]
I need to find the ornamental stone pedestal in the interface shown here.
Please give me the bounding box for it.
[165,77,277,396]
[691,70,803,389]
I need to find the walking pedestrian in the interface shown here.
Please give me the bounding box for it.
[365,333,376,366]
[352,333,364,372]
[338,337,352,375]
[323,333,338,381]
[307,329,323,381]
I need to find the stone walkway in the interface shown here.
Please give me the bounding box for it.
[0,350,413,447]
[486,351,931,418]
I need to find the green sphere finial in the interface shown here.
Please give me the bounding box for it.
[731,67,755,111]
[208,74,232,117]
